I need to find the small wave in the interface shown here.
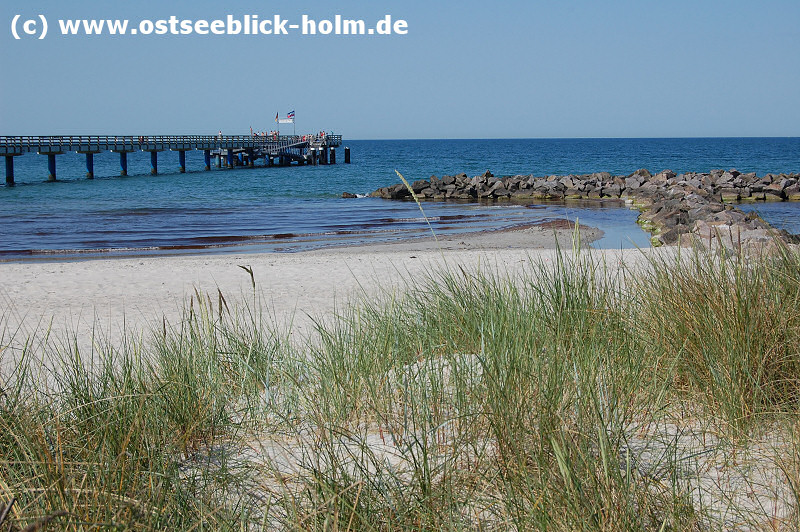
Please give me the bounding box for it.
[385,216,442,223]
[19,246,161,255]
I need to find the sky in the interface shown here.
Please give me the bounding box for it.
[1,0,798,139]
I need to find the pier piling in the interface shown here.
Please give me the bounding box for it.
[204,150,211,171]
[119,152,128,176]
[47,153,57,181]
[330,147,336,164]
[150,151,158,175]
[226,150,234,169]
[344,146,351,164]
[5,156,15,186]
[85,152,94,179]
[178,151,186,173]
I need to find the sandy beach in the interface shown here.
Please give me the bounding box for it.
[3,210,797,530]
[0,222,618,355]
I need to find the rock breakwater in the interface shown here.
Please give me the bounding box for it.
[370,169,800,251]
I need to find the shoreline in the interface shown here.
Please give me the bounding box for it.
[0,221,607,359]
[0,215,605,264]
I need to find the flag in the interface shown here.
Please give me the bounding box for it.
[287,110,295,121]
[275,112,279,123]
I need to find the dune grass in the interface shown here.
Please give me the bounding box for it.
[635,246,800,429]
[1,243,799,530]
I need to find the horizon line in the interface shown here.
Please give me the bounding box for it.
[2,134,798,141]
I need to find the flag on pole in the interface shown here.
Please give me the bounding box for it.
[275,112,279,123]
[276,110,295,125]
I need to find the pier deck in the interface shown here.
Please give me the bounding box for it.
[0,134,346,184]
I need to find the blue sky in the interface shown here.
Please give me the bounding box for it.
[1,0,798,139]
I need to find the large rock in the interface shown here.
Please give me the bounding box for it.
[764,183,786,200]
[411,180,428,193]
[784,184,800,201]
[626,176,643,189]
[602,183,622,198]
[652,170,677,183]
[720,188,740,203]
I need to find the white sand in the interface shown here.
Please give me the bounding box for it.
[0,223,648,358]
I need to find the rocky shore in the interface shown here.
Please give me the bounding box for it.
[368,169,800,251]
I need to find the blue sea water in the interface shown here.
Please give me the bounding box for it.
[738,202,800,234]
[1,137,798,259]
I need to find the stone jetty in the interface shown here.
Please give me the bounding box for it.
[370,169,800,251]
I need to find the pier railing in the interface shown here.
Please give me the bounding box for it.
[1,133,347,184]
[0,134,342,155]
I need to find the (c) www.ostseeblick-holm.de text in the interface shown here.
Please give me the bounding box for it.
[10,13,409,40]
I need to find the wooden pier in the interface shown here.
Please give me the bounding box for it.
[0,134,347,184]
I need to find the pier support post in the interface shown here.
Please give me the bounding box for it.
[5,156,15,186]
[310,149,317,166]
[344,146,351,164]
[47,153,57,181]
[150,151,158,175]
[204,150,211,171]
[178,151,186,173]
[330,147,336,164]
[268,156,274,167]
[238,153,244,166]
[217,154,222,168]
[226,150,234,169]
[85,152,94,179]
[120,152,128,176]
[247,150,255,167]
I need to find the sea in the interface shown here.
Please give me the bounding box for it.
[1,137,798,260]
